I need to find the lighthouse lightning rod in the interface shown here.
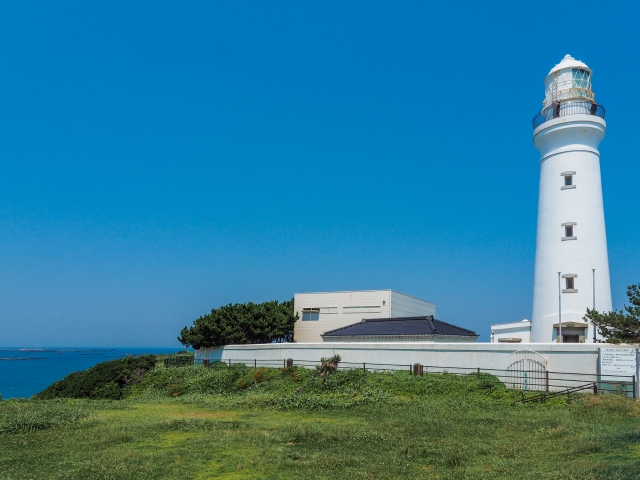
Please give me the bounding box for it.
[558,272,562,342]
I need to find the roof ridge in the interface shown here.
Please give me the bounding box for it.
[427,316,436,333]
[363,315,432,322]
[432,318,477,335]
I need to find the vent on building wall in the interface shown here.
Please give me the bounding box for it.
[343,306,381,314]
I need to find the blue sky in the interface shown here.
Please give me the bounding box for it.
[1,1,639,347]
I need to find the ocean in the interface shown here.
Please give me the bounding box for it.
[0,347,184,399]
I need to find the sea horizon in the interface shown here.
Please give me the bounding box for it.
[0,346,185,400]
[0,346,187,350]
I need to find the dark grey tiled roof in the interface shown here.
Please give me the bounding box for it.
[322,316,477,338]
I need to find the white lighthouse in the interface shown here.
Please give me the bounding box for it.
[530,55,612,343]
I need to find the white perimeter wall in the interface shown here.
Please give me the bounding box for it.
[196,343,640,394]
[196,342,617,376]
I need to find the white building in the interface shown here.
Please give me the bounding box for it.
[293,290,436,343]
[530,55,612,343]
[491,319,531,343]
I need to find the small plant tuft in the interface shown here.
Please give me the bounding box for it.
[316,355,341,380]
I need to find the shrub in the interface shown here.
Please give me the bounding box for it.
[316,355,341,380]
[34,355,157,400]
[253,368,266,383]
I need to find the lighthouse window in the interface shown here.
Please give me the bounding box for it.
[572,69,590,89]
[562,274,578,293]
[561,171,576,190]
[562,222,577,240]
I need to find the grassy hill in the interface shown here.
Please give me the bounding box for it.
[1,359,639,478]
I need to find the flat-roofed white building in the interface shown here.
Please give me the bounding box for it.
[491,319,531,344]
[293,290,436,343]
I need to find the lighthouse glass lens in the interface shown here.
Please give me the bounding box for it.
[572,69,591,91]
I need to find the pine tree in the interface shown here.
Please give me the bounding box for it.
[584,284,640,343]
[178,299,298,348]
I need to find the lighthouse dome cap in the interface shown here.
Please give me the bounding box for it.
[547,54,590,77]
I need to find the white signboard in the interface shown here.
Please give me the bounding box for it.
[599,347,637,378]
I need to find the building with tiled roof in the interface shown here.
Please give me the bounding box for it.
[321,315,478,343]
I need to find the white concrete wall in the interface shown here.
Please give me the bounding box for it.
[390,291,436,318]
[197,344,640,395]
[532,113,611,343]
[196,342,617,376]
[293,290,436,343]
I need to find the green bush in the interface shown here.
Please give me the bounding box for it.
[34,355,157,400]
[316,354,341,380]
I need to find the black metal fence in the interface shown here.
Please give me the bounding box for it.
[162,356,636,399]
[532,100,605,129]
[163,355,194,367]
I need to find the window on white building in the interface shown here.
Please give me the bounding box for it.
[564,175,572,186]
[565,225,573,237]
[566,277,574,289]
[301,308,320,321]
[301,307,337,320]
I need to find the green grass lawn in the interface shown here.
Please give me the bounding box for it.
[2,365,640,479]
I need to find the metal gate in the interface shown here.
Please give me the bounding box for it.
[506,350,548,391]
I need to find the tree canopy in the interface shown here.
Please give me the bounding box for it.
[178,299,298,349]
[584,283,640,344]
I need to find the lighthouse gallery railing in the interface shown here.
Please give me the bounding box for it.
[532,100,605,129]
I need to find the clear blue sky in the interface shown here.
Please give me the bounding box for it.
[1,1,639,347]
